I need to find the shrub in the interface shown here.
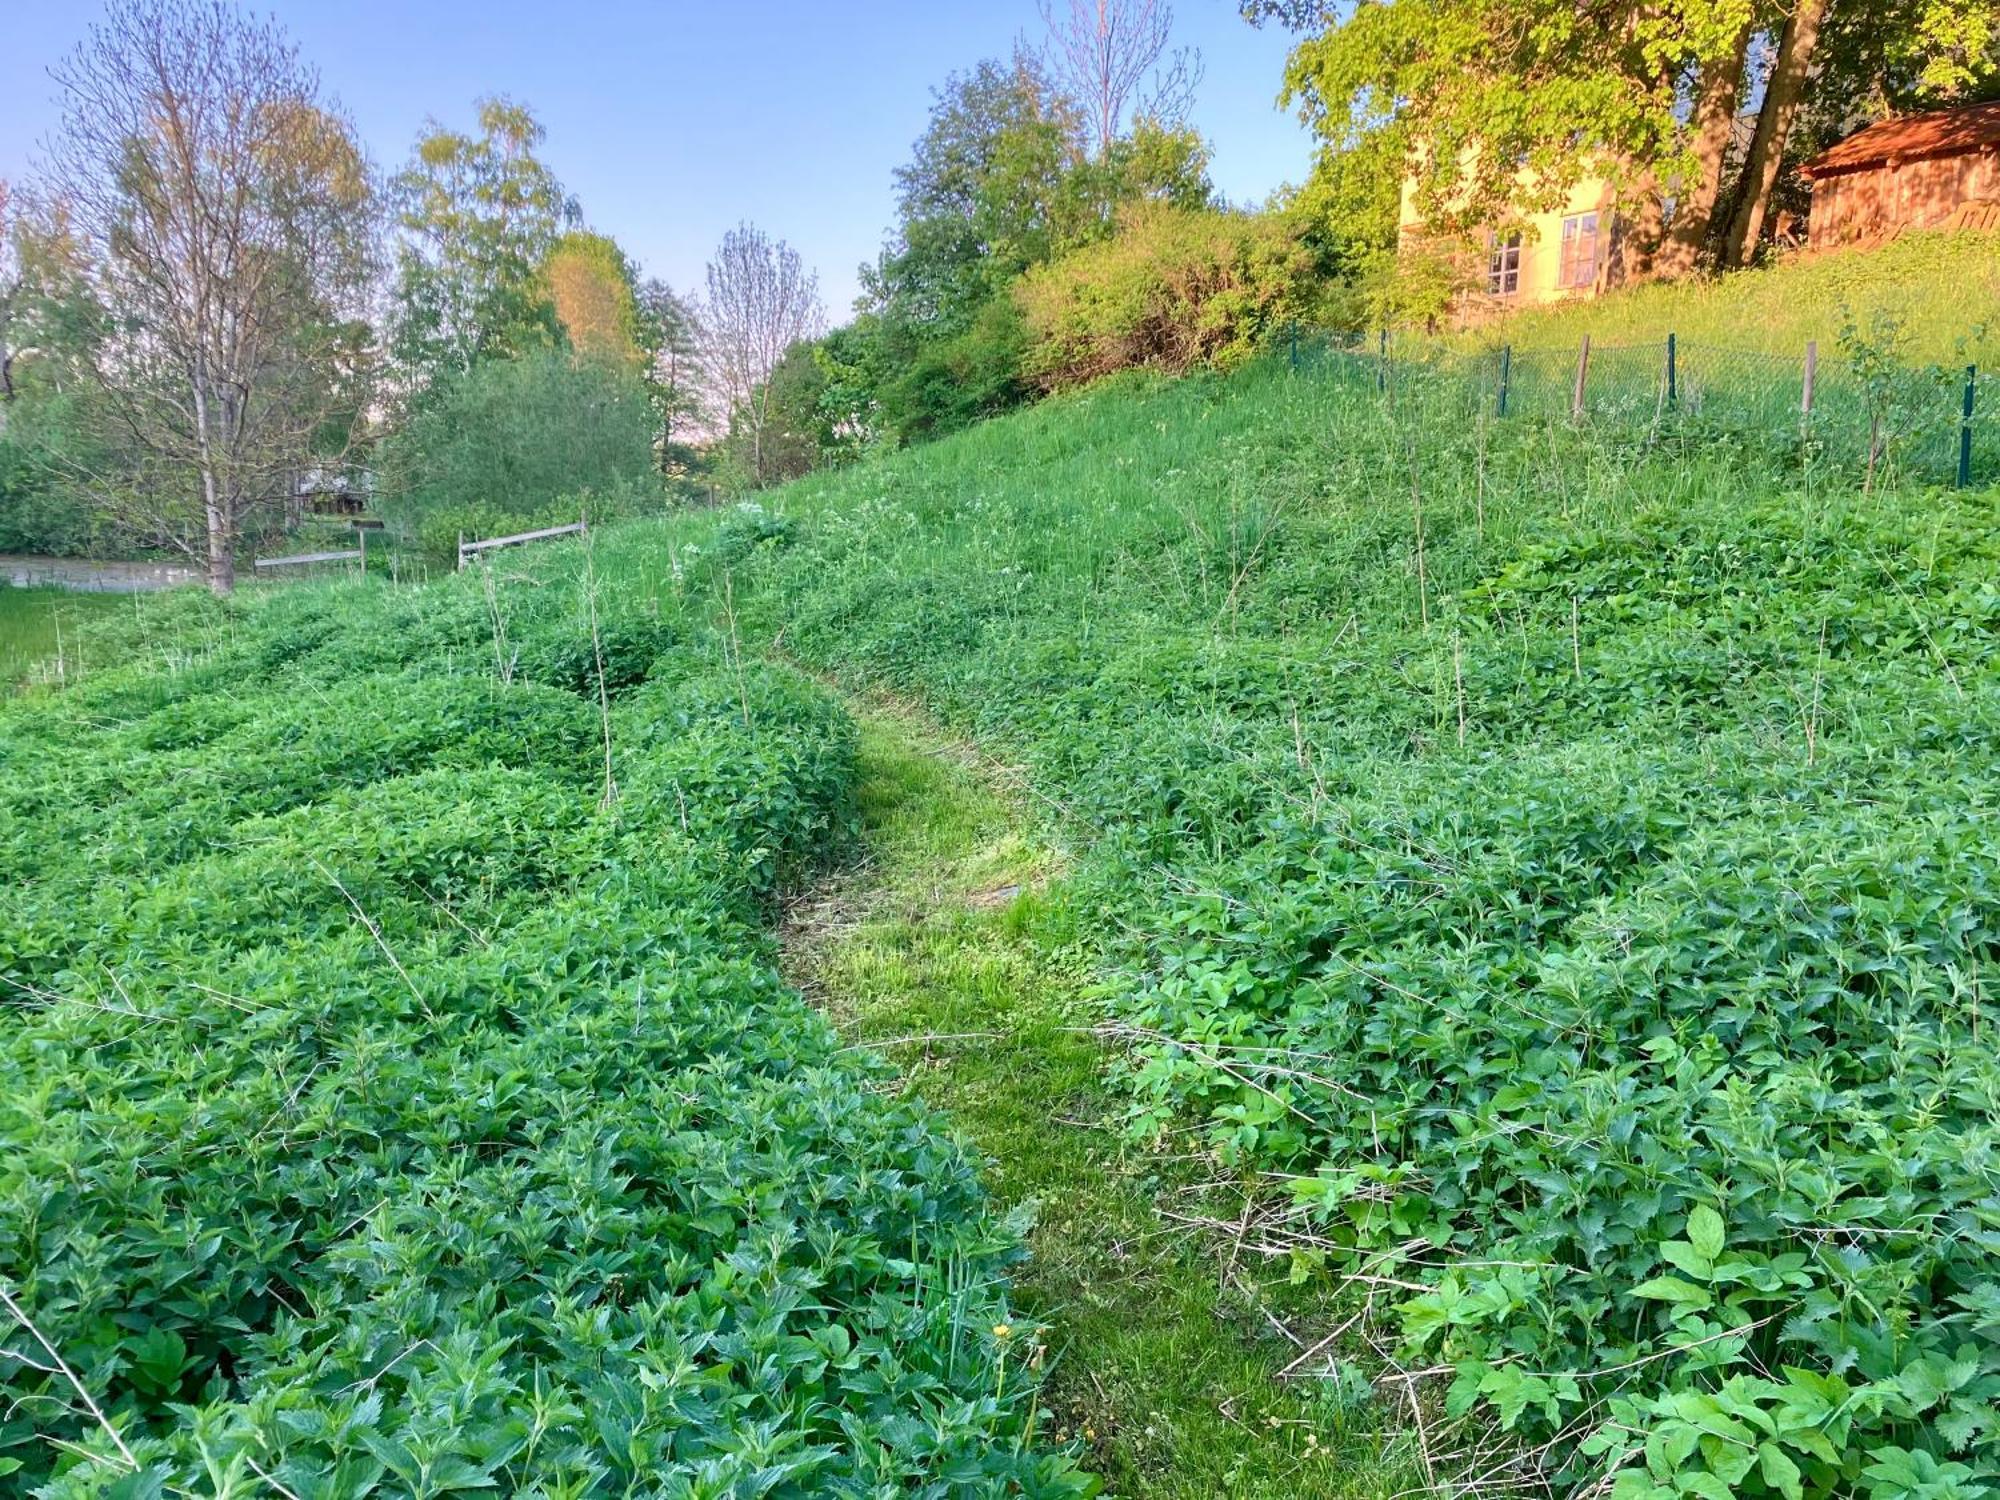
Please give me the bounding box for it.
[382,350,663,552]
[1016,203,1322,389]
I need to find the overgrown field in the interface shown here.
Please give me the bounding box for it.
[551,357,2000,1496]
[0,585,127,688]
[0,577,1089,1495]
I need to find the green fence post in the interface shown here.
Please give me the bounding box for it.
[1497,345,1512,417]
[1666,333,1677,407]
[1377,328,1388,394]
[1960,365,1977,489]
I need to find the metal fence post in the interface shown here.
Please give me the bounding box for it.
[1570,334,1592,422]
[1961,364,1978,489]
[1666,333,1677,407]
[1377,327,1388,394]
[1497,345,1512,418]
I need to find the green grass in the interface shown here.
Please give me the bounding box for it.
[0,576,1093,1495]
[784,697,1419,1497]
[1458,228,2000,364]
[541,343,2000,1493]
[0,585,131,687]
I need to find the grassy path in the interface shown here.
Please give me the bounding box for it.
[782,698,1416,1498]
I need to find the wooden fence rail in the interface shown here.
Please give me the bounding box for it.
[457,517,587,570]
[253,548,363,572]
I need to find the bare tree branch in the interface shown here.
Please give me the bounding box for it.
[699,222,821,489]
[1039,0,1204,155]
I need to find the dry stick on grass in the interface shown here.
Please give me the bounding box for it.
[309,857,439,1027]
[0,1284,138,1472]
[479,561,515,684]
[582,532,619,810]
[1453,633,1467,748]
[1407,435,1431,630]
[1474,412,1489,540]
[717,567,753,730]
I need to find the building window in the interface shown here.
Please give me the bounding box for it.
[1487,231,1522,296]
[1559,212,1601,288]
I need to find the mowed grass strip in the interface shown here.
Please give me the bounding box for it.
[783,699,1421,1499]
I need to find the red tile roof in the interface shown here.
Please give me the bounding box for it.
[1802,101,2000,178]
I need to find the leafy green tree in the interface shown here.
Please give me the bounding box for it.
[543,230,648,369]
[389,98,578,395]
[851,52,1214,444]
[639,278,707,472]
[1249,0,1999,273]
[381,349,659,551]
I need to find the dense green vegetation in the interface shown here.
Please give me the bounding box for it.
[529,350,2000,1495]
[0,574,1089,1496]
[0,585,126,688]
[786,703,1420,1496]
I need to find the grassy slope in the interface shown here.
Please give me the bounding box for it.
[557,343,2000,1490]
[0,585,131,687]
[1457,228,2000,362]
[782,698,1420,1497]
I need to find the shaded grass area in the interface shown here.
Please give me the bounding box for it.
[783,698,1419,1498]
[0,585,131,687]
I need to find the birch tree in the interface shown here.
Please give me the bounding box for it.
[700,223,821,489]
[43,0,378,593]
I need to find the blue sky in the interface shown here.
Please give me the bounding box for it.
[0,1,1316,316]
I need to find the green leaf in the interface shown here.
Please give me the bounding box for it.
[1633,1276,1714,1309]
[1758,1442,1804,1500]
[1687,1206,1726,1264]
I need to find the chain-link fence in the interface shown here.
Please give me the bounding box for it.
[1295,331,1994,491]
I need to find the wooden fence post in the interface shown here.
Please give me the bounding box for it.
[1570,335,1592,421]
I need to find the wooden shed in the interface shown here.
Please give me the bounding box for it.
[1801,102,2000,248]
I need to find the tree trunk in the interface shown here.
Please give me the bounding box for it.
[1615,176,1667,283]
[204,502,235,604]
[1658,30,1750,277]
[192,370,234,596]
[1723,0,1827,268]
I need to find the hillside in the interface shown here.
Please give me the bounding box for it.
[566,352,2000,1494]
[10,343,2000,1496]
[0,579,1089,1494]
[1455,229,2000,366]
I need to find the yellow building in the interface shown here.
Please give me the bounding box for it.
[1398,173,1618,313]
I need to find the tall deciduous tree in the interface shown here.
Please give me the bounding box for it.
[639,278,706,467]
[851,52,1211,445]
[700,223,822,489]
[42,0,378,594]
[0,181,19,408]
[1040,0,1203,156]
[543,230,646,368]
[1723,0,1831,266]
[389,98,576,394]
